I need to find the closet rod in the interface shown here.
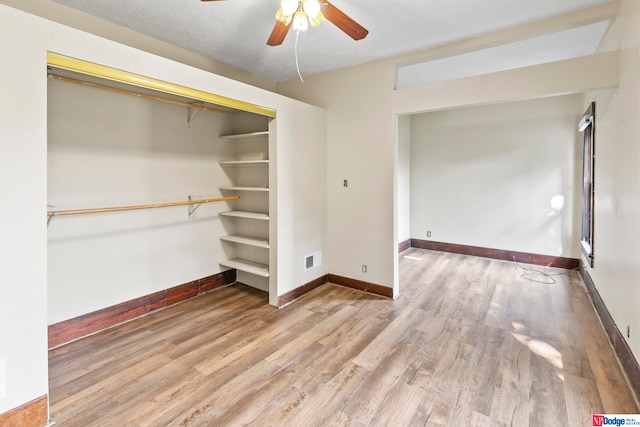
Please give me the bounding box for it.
[47,196,239,217]
[49,74,230,115]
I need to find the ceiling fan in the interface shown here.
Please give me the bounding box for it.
[201,0,368,46]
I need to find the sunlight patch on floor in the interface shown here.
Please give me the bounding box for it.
[512,331,564,372]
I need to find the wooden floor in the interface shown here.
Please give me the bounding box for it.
[49,249,639,426]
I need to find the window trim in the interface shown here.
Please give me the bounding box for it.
[580,102,595,267]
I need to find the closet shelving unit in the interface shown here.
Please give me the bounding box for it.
[218,131,271,286]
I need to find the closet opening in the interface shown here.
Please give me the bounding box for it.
[47,53,275,350]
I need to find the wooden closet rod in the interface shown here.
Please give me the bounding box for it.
[47,196,239,217]
[49,74,230,115]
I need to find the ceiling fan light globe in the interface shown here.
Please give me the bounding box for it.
[308,10,325,27]
[302,0,321,20]
[293,10,309,31]
[275,7,291,23]
[281,0,299,16]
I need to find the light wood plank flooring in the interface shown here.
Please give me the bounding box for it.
[49,249,639,426]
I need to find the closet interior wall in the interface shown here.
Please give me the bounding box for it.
[47,73,268,325]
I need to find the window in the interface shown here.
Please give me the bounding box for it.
[579,102,595,266]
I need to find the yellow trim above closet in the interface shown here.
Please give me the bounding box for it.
[47,52,277,118]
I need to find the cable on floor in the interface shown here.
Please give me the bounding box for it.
[513,256,583,284]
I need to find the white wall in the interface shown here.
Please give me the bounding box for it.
[268,102,328,304]
[410,95,583,258]
[0,3,49,416]
[397,115,411,245]
[0,3,326,416]
[583,0,640,362]
[278,63,398,291]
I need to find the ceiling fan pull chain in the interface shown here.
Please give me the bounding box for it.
[295,28,305,83]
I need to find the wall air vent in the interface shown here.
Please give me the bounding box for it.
[304,251,322,271]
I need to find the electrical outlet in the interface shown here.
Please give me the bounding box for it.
[362,265,367,273]
[427,231,431,238]
[343,179,348,187]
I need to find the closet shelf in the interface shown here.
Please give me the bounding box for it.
[219,129,270,288]
[219,160,269,166]
[219,186,269,192]
[220,258,270,278]
[220,234,269,249]
[219,211,269,221]
[220,131,269,142]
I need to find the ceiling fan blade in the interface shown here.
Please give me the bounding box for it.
[267,20,292,46]
[323,1,368,41]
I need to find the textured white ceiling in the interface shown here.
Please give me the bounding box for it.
[50,0,613,82]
